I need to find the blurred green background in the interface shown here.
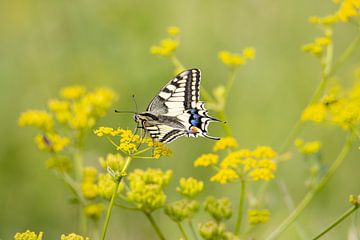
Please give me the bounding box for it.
[1,0,359,239]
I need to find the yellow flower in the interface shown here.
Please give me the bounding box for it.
[213,137,238,151]
[302,43,323,55]
[194,153,219,167]
[14,230,43,240]
[48,99,72,124]
[85,87,117,117]
[295,138,322,155]
[94,127,117,137]
[150,38,179,56]
[336,0,360,22]
[18,110,53,131]
[167,26,180,36]
[210,168,239,184]
[99,153,125,172]
[60,85,86,99]
[81,167,98,199]
[84,203,104,219]
[204,196,232,221]
[198,221,226,240]
[129,168,173,187]
[164,199,199,222]
[349,194,360,206]
[218,51,245,68]
[60,233,89,240]
[249,168,274,181]
[308,15,338,25]
[176,177,204,198]
[152,142,173,159]
[83,167,98,181]
[34,133,70,152]
[315,36,331,46]
[220,152,242,168]
[243,47,256,59]
[247,209,270,224]
[301,103,327,122]
[252,146,277,159]
[97,173,122,200]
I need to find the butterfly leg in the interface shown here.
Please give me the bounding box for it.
[135,127,146,151]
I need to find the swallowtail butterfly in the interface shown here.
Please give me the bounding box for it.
[134,68,222,143]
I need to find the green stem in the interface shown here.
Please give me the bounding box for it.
[224,69,237,101]
[188,220,199,240]
[329,35,360,77]
[170,55,185,71]
[100,156,133,240]
[312,205,359,240]
[266,133,354,240]
[218,110,232,136]
[145,212,166,240]
[177,222,189,240]
[235,180,246,235]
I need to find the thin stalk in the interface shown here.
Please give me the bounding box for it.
[224,69,237,101]
[170,55,185,71]
[218,110,232,136]
[100,156,132,240]
[312,205,359,240]
[235,180,246,235]
[189,220,199,240]
[145,212,166,240]
[266,133,354,240]
[177,222,189,240]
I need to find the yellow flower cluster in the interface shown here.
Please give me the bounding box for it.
[309,0,360,24]
[247,209,270,225]
[164,199,199,222]
[349,194,360,206]
[198,221,239,240]
[95,127,172,158]
[49,86,117,130]
[176,177,204,198]
[34,133,70,153]
[301,81,360,130]
[295,139,322,155]
[14,230,43,240]
[194,153,219,167]
[197,142,278,184]
[150,26,180,57]
[213,137,238,151]
[204,196,232,221]
[81,164,124,201]
[18,110,53,131]
[84,203,104,219]
[302,35,332,56]
[218,48,256,69]
[60,233,90,240]
[126,168,172,212]
[99,153,125,172]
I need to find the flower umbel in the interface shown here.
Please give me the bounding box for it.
[14,230,44,240]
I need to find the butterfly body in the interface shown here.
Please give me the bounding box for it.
[134,68,221,143]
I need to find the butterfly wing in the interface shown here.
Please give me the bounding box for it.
[142,68,220,143]
[146,68,200,116]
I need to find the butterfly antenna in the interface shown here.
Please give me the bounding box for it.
[132,94,139,113]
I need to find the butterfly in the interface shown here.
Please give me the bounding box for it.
[133,68,222,144]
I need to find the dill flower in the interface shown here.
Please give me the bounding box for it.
[213,137,238,151]
[218,51,245,68]
[150,38,179,56]
[252,146,278,159]
[99,153,125,172]
[84,203,104,219]
[243,47,256,59]
[176,177,204,198]
[164,199,199,222]
[167,26,180,36]
[301,103,327,122]
[249,167,275,181]
[34,133,70,152]
[194,153,219,167]
[210,168,239,184]
[198,221,238,240]
[18,110,53,131]
[60,233,89,240]
[152,142,173,159]
[48,99,72,124]
[349,194,360,206]
[97,173,124,200]
[204,196,232,221]
[60,85,86,100]
[127,168,172,212]
[295,139,322,155]
[247,209,270,224]
[94,127,118,137]
[14,230,44,240]
[336,0,360,22]
[81,167,98,199]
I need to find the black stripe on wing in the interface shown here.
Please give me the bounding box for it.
[146,69,201,115]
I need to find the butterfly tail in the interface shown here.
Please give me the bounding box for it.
[202,133,221,140]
